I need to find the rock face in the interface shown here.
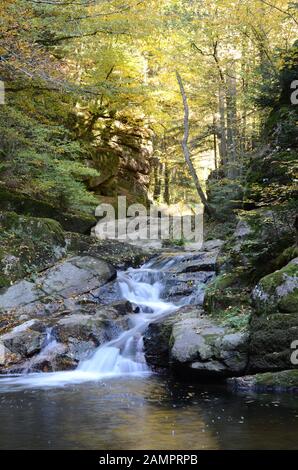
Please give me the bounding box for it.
[89,120,153,206]
[224,208,296,281]
[144,306,249,378]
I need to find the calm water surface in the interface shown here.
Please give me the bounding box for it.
[0,374,298,450]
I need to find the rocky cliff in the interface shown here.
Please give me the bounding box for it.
[88,119,153,207]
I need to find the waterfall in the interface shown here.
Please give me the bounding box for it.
[78,258,177,375]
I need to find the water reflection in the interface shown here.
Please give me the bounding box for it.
[0,375,297,449]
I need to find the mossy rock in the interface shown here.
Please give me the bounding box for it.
[229,370,298,392]
[223,207,296,283]
[254,370,298,389]
[276,245,298,268]
[0,186,96,234]
[0,211,67,287]
[252,258,298,314]
[204,272,251,316]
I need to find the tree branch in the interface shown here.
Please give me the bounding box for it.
[259,0,298,26]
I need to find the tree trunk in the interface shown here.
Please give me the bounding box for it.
[176,71,216,218]
[153,161,162,201]
[163,160,170,205]
[213,115,218,171]
[218,85,227,166]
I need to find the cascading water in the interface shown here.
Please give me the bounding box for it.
[78,258,177,376]
[0,256,183,388]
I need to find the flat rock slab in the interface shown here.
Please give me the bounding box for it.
[39,256,115,298]
[152,251,218,273]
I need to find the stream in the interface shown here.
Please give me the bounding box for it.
[0,254,298,449]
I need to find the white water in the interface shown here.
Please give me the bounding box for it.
[0,257,179,388]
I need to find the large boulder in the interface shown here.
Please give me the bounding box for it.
[144,306,249,378]
[0,211,149,288]
[38,256,116,299]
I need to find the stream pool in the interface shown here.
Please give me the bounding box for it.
[0,374,297,450]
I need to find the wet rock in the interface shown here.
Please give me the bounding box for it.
[0,320,46,369]
[108,300,133,315]
[173,252,218,273]
[162,271,214,305]
[143,310,184,368]
[143,250,218,306]
[55,314,113,346]
[0,301,131,372]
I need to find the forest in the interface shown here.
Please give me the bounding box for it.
[0,0,297,453]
